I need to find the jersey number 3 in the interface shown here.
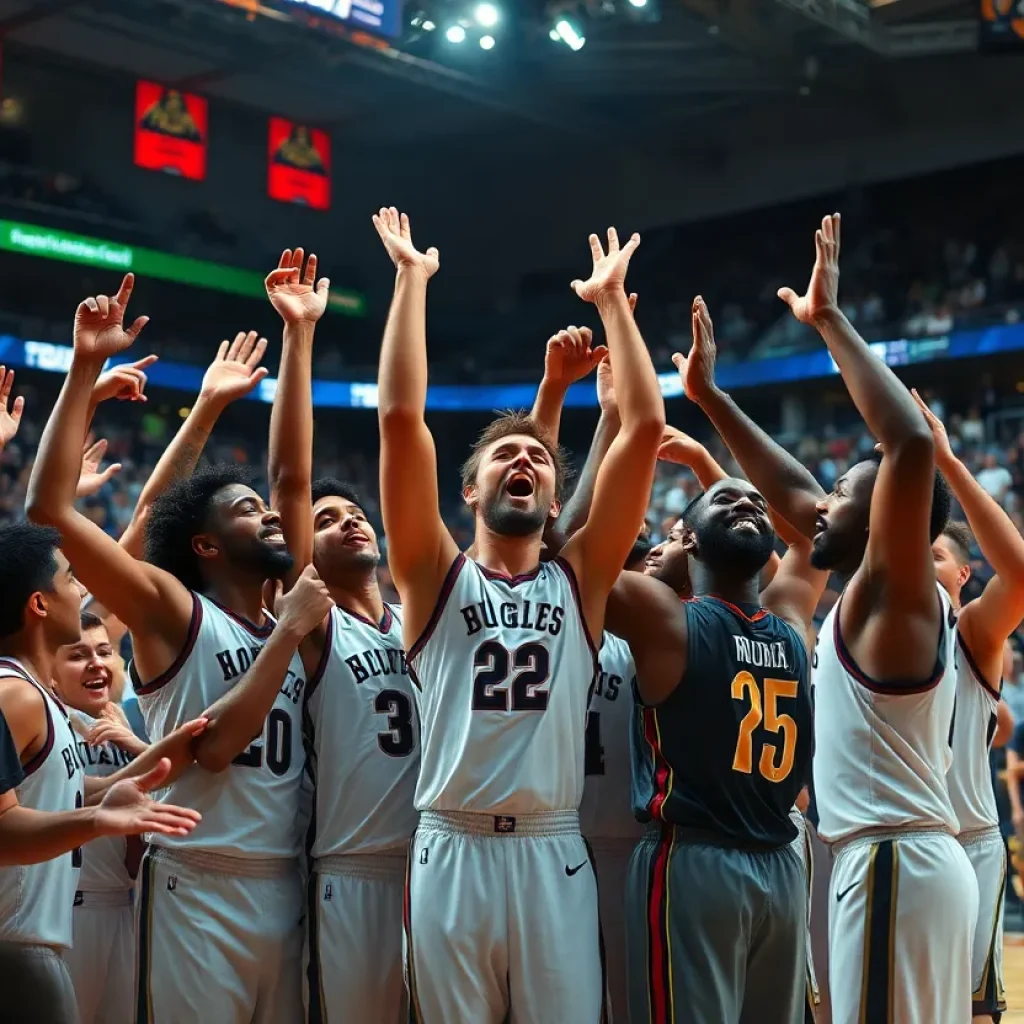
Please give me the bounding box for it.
[731,671,798,783]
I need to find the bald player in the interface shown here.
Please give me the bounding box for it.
[375,208,664,1023]
[685,216,975,1024]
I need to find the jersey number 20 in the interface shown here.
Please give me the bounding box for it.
[232,708,293,776]
[731,671,798,783]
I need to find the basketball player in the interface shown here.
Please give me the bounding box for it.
[0,522,202,1024]
[24,272,330,1024]
[913,390,1024,1023]
[264,246,418,1023]
[52,611,148,1024]
[374,207,665,1022]
[681,216,977,1023]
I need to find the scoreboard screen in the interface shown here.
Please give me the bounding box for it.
[268,117,331,210]
[134,81,208,181]
[279,0,402,40]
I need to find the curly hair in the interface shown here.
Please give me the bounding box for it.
[866,451,951,543]
[143,464,255,592]
[460,411,570,500]
[311,477,364,509]
[0,523,62,639]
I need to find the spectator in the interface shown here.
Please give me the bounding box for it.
[976,451,1014,504]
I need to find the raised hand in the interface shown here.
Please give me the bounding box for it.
[596,356,617,418]
[276,564,333,640]
[0,367,24,446]
[91,355,159,405]
[571,228,640,305]
[372,207,439,279]
[77,437,122,498]
[265,248,330,325]
[86,717,147,757]
[777,213,841,326]
[199,331,270,408]
[657,425,707,468]
[73,273,149,360]
[911,388,954,463]
[94,757,202,838]
[671,296,718,403]
[544,326,607,389]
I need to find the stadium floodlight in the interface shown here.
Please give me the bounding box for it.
[555,18,585,50]
[474,3,499,27]
[628,0,648,6]
[422,18,436,29]
[549,27,560,40]
[480,33,495,48]
[446,23,467,41]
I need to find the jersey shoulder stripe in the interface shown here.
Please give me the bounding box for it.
[833,590,948,695]
[0,659,56,778]
[955,629,1001,700]
[551,555,598,656]
[306,610,335,699]
[132,592,203,696]
[408,554,468,662]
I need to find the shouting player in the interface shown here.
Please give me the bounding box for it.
[685,216,976,1024]
[375,207,665,1023]
[25,273,329,1024]
[914,390,1024,1023]
[265,247,417,1023]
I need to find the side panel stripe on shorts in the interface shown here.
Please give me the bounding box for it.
[972,847,1007,1015]
[404,843,426,1024]
[582,837,610,1024]
[306,872,327,1024]
[859,840,899,1024]
[645,829,674,1024]
[134,849,156,1024]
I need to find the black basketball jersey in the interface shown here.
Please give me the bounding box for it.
[632,595,812,847]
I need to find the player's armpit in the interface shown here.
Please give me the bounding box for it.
[0,678,48,769]
[760,544,829,635]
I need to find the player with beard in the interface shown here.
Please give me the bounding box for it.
[264,247,416,1023]
[25,273,331,1024]
[680,217,976,1024]
[374,208,665,1023]
[52,611,148,1024]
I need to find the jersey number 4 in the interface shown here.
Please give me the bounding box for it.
[471,641,551,712]
[731,671,798,783]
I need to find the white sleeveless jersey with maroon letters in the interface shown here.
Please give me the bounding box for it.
[409,555,597,815]
[947,626,1001,833]
[812,584,959,843]
[69,710,138,891]
[134,593,306,859]
[579,633,644,840]
[306,603,420,857]
[0,658,84,947]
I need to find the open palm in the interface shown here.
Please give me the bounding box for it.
[0,366,24,446]
[671,297,718,403]
[74,273,149,359]
[778,213,841,325]
[372,207,439,278]
[200,331,269,406]
[572,228,640,304]
[95,759,201,838]
[265,248,329,324]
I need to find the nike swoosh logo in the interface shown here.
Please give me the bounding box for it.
[836,882,857,903]
[565,861,588,877]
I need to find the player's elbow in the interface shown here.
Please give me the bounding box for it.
[190,735,234,774]
[620,410,666,454]
[24,489,61,528]
[378,403,424,438]
[886,427,934,468]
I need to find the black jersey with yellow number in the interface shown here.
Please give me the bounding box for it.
[631,595,812,847]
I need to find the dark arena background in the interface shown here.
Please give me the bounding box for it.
[0,0,1022,1020]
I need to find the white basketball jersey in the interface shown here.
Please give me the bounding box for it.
[134,593,306,859]
[68,710,138,891]
[0,658,84,948]
[947,627,1001,833]
[812,585,959,843]
[306,603,420,857]
[579,633,644,840]
[409,555,596,814]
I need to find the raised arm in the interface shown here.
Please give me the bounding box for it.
[914,390,1024,669]
[25,275,194,661]
[0,366,24,453]
[562,230,665,620]
[120,333,269,559]
[267,248,329,583]
[679,301,824,537]
[373,208,459,642]
[760,538,829,635]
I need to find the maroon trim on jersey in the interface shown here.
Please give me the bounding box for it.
[305,610,335,701]
[833,592,946,696]
[474,561,543,586]
[0,660,56,779]
[407,554,466,664]
[552,556,599,658]
[706,594,768,623]
[645,829,674,1024]
[132,593,203,696]
[956,631,1002,701]
[337,603,394,635]
[209,598,274,639]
